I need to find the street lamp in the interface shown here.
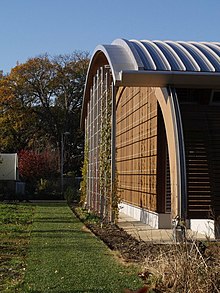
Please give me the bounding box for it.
[61,132,70,194]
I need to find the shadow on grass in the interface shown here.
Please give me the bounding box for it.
[30,229,89,237]
[28,242,107,251]
[28,288,117,293]
[34,218,77,223]
[30,202,67,208]
[59,288,117,293]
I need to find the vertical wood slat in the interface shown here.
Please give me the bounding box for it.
[116,87,158,211]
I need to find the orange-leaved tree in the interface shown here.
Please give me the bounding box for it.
[0,52,89,175]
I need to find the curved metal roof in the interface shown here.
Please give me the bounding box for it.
[85,39,220,85]
[111,39,220,78]
[82,39,220,124]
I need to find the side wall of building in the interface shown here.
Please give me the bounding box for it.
[116,87,158,212]
[115,86,188,228]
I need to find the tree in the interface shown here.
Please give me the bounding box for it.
[19,149,57,181]
[0,75,38,152]
[0,52,89,174]
[51,53,89,174]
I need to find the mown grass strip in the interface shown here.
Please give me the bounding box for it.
[0,203,34,292]
[22,203,143,293]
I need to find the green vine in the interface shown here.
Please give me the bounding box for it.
[111,166,120,223]
[80,135,89,206]
[99,90,112,222]
[99,89,120,223]
[82,86,121,223]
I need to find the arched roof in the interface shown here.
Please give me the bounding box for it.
[85,39,220,87]
[82,39,220,124]
[111,39,220,80]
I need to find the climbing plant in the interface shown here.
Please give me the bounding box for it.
[99,88,120,223]
[111,165,120,223]
[80,134,89,206]
[81,83,120,223]
[99,89,112,222]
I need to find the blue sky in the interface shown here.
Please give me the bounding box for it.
[1,0,220,73]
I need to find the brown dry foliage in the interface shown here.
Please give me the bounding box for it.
[141,241,220,293]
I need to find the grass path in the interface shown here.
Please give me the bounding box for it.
[22,203,143,293]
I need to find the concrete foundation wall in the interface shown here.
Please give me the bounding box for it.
[120,201,217,238]
[119,201,171,229]
[190,219,215,239]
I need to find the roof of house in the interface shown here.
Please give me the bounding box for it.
[89,39,220,82]
[82,39,220,123]
[122,39,220,71]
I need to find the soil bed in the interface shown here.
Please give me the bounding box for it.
[88,222,168,263]
[72,206,173,263]
[71,206,220,292]
[71,206,220,264]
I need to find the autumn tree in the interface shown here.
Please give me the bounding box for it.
[19,149,57,181]
[0,75,37,152]
[0,52,89,174]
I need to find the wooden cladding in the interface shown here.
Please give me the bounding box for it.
[116,86,220,219]
[116,87,158,211]
[85,74,220,222]
[179,90,220,219]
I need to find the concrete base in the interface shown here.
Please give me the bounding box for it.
[119,202,217,238]
[119,202,171,229]
[190,219,215,239]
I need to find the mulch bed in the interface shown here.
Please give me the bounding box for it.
[71,205,220,265]
[71,206,171,263]
[71,206,220,292]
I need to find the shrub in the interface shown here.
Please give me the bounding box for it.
[64,186,80,204]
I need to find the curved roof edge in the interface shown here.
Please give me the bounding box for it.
[82,41,140,123]
[81,38,220,127]
[86,42,140,84]
[84,38,220,94]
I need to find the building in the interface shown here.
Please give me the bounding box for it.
[0,153,25,198]
[81,39,220,238]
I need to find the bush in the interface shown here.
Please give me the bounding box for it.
[64,186,80,204]
[74,207,100,224]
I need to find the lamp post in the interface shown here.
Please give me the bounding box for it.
[61,132,70,195]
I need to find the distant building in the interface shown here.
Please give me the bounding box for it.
[81,39,220,238]
[0,153,25,198]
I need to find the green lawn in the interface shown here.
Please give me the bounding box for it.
[0,202,34,292]
[20,203,143,293]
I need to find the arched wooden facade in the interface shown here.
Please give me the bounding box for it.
[81,39,220,238]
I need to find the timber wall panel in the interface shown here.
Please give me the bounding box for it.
[116,87,158,211]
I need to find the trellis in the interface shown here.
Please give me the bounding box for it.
[83,66,115,222]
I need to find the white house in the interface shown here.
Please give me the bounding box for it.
[0,153,19,181]
[0,153,25,198]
